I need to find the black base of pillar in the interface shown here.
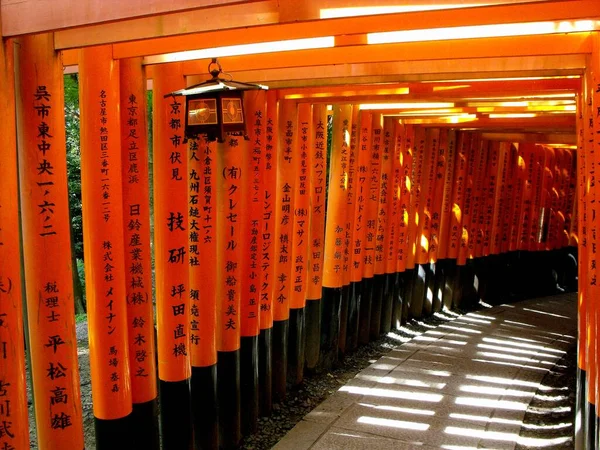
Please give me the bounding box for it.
[575,368,586,450]
[410,264,427,319]
[130,399,160,450]
[192,365,218,450]
[423,263,435,317]
[391,272,403,330]
[94,412,134,450]
[288,308,305,386]
[258,328,272,416]
[442,260,456,311]
[370,274,385,341]
[217,350,241,450]
[304,300,321,372]
[346,281,361,353]
[339,284,350,358]
[358,278,373,345]
[241,335,259,436]
[272,319,288,402]
[432,261,444,313]
[402,270,413,322]
[320,287,342,370]
[380,273,394,335]
[587,402,597,450]
[158,378,193,450]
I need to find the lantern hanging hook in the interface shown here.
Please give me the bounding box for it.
[208,58,223,79]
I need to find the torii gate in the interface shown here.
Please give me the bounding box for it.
[0,1,598,449]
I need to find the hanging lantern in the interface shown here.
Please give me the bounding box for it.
[166,58,268,143]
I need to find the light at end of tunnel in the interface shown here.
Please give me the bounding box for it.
[360,102,455,110]
[489,113,537,118]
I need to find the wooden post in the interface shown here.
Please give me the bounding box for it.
[288,102,311,383]
[152,62,193,449]
[189,136,218,449]
[258,90,277,414]
[16,33,85,450]
[305,104,328,370]
[240,90,266,434]
[216,136,245,448]
[119,57,160,449]
[273,100,296,399]
[0,37,29,450]
[321,104,351,365]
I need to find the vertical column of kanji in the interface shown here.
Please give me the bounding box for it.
[240,90,265,435]
[380,117,397,334]
[321,104,351,364]
[151,63,192,449]
[79,46,133,448]
[258,91,277,414]
[491,143,509,257]
[0,37,28,450]
[558,149,574,249]
[388,121,404,331]
[397,124,414,324]
[482,142,499,257]
[564,150,577,248]
[273,100,296,399]
[189,136,218,450]
[437,130,457,311]
[546,148,562,251]
[341,106,359,355]
[288,103,311,384]
[528,146,546,252]
[575,86,588,450]
[358,111,376,345]
[501,145,516,255]
[370,113,387,338]
[216,135,245,448]
[15,34,84,450]
[428,129,448,314]
[408,127,427,319]
[350,111,371,346]
[118,58,159,449]
[305,104,328,370]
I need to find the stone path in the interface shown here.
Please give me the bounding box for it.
[274,293,577,450]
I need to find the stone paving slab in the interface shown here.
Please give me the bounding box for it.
[274,293,577,450]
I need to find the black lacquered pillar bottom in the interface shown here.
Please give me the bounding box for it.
[272,319,288,401]
[575,367,586,450]
[346,281,361,352]
[304,300,321,372]
[358,278,373,345]
[370,274,385,341]
[402,269,414,323]
[130,398,160,450]
[288,307,305,385]
[158,378,193,450]
[338,284,350,358]
[410,265,427,319]
[217,350,241,450]
[241,335,259,435]
[320,287,342,369]
[258,328,272,416]
[380,273,394,335]
[391,273,403,329]
[95,412,134,450]
[191,365,218,450]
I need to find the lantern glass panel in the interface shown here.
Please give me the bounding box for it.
[188,98,218,125]
[221,97,244,124]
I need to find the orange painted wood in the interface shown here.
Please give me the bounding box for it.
[260,91,278,326]
[364,113,382,278]
[387,121,403,274]
[458,133,479,266]
[416,128,439,265]
[397,124,414,272]
[429,129,448,262]
[482,141,499,257]
[576,89,587,372]
[306,104,328,299]
[407,126,426,269]
[344,106,360,283]
[152,63,191,378]
[351,111,372,283]
[0,37,29,450]
[491,142,510,255]
[323,104,352,288]
[377,117,395,273]
[273,100,297,318]
[241,90,266,335]
[119,57,158,401]
[290,103,312,309]
[448,132,470,260]
[16,33,85,448]
[437,130,456,260]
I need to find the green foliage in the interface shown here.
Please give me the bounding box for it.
[64,74,83,260]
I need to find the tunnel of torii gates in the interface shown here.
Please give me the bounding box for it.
[3,0,600,449]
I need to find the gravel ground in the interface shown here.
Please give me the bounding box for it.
[24,304,577,450]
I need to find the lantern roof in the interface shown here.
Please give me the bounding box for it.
[165,58,268,98]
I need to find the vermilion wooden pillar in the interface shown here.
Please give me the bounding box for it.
[16,33,85,450]
[0,37,29,450]
[189,137,218,450]
[305,104,328,371]
[119,57,160,450]
[288,102,311,383]
[152,63,193,450]
[321,104,351,366]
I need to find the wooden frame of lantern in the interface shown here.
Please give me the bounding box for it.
[167,59,268,143]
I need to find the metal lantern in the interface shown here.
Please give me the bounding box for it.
[167,58,268,143]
